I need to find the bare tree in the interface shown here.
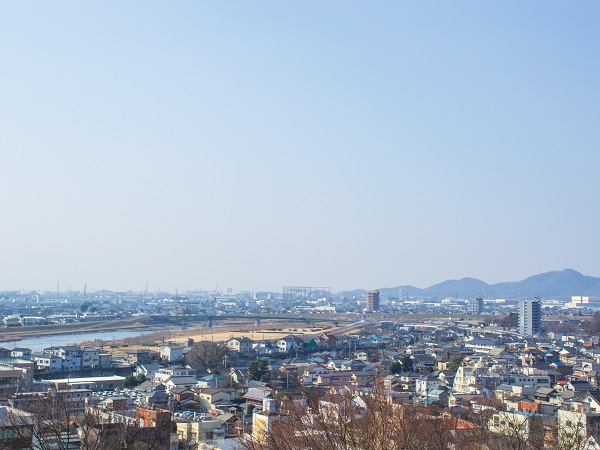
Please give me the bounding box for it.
[238,386,456,450]
[185,341,230,370]
[474,408,594,450]
[5,393,170,450]
[8,393,82,450]
[237,385,599,450]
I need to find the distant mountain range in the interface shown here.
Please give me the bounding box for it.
[341,269,600,300]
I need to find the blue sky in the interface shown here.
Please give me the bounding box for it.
[1,2,599,292]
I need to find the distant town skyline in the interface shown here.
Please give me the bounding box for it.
[1,2,599,293]
[3,268,598,299]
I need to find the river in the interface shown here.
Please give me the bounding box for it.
[0,329,159,353]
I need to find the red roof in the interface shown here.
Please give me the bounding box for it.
[444,418,480,430]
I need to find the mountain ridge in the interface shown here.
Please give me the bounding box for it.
[343,269,600,300]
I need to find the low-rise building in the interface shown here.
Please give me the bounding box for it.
[176,419,225,446]
[82,347,100,370]
[243,387,273,408]
[416,376,444,396]
[33,353,63,373]
[10,348,32,361]
[20,316,45,326]
[43,375,126,391]
[126,349,152,365]
[0,406,35,449]
[558,405,600,447]
[226,337,253,354]
[162,376,198,393]
[505,373,551,390]
[197,388,236,410]
[155,365,196,383]
[136,364,160,378]
[277,336,297,354]
[0,368,29,396]
[99,353,113,369]
[44,346,83,372]
[160,346,185,363]
[0,359,34,385]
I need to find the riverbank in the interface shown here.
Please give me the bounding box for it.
[0,316,342,353]
[107,319,337,353]
[0,316,179,340]
[0,329,164,353]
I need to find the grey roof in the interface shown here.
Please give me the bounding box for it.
[228,337,252,342]
[569,380,595,391]
[488,348,507,356]
[134,380,165,393]
[170,387,194,394]
[535,387,556,396]
[412,355,435,362]
[199,373,228,380]
[216,412,235,423]
[243,388,273,401]
[148,390,169,399]
[429,389,447,396]
[555,390,577,400]
[197,388,234,394]
[165,376,198,385]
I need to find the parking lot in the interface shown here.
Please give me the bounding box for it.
[92,388,211,421]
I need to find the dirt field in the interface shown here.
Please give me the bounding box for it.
[82,320,338,353]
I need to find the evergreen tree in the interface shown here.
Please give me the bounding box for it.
[387,361,402,374]
[248,358,270,381]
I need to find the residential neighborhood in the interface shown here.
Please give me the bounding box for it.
[3,291,600,448]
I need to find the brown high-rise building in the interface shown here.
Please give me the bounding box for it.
[366,290,380,312]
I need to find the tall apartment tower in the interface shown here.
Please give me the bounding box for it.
[468,297,484,314]
[366,290,380,312]
[519,296,543,336]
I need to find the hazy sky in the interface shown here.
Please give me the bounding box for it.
[1,2,599,293]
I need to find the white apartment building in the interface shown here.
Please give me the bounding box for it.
[82,348,100,369]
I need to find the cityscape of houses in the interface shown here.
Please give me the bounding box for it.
[1,287,600,448]
[1,288,597,329]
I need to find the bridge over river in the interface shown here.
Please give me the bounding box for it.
[151,313,355,328]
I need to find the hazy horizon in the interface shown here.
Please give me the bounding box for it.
[1,268,596,297]
[1,2,599,293]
